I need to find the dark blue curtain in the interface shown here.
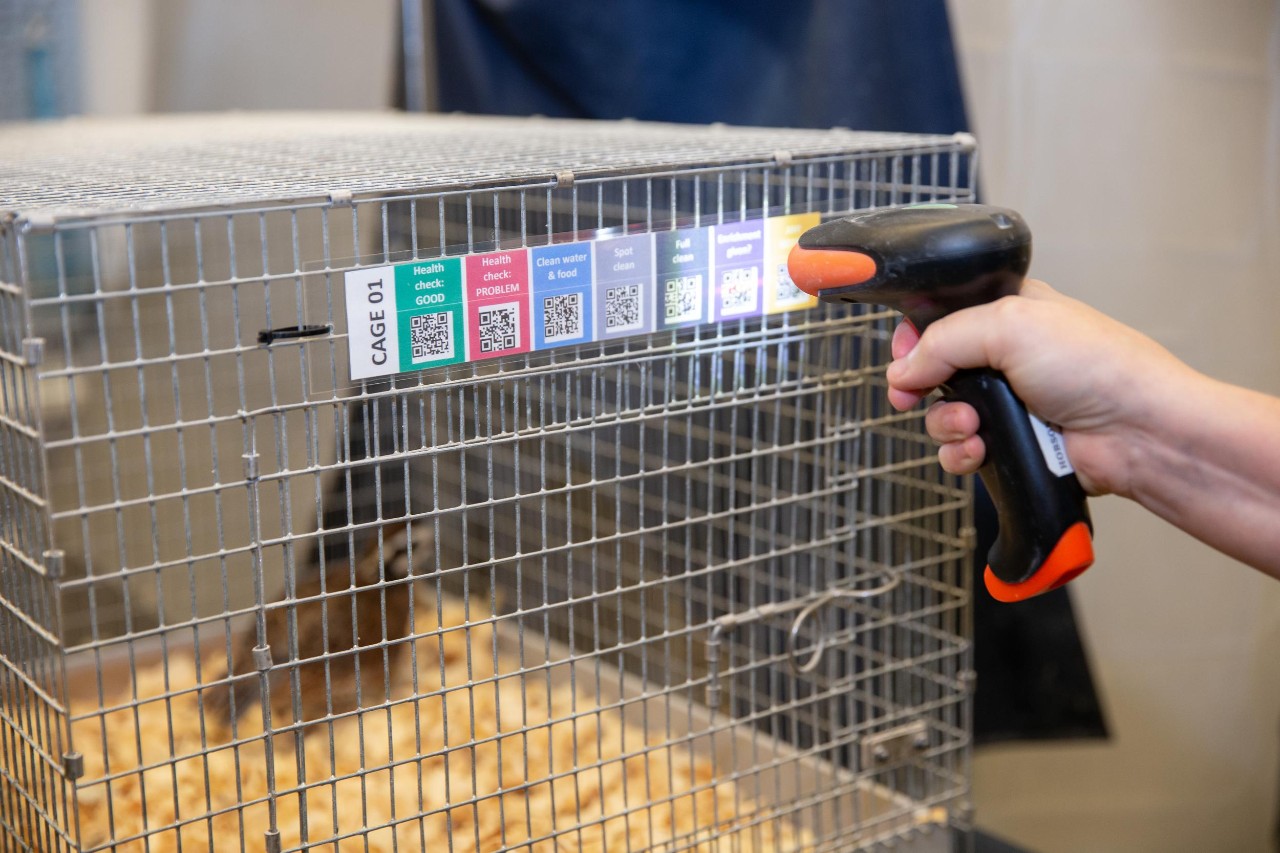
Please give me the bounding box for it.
[435,0,967,133]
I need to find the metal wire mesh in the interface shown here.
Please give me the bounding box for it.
[0,113,976,853]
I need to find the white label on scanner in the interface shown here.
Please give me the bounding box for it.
[1028,413,1074,477]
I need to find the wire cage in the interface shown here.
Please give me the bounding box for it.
[0,113,975,853]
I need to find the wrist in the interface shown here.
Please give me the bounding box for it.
[1123,365,1221,515]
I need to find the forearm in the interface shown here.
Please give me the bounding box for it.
[1128,372,1280,579]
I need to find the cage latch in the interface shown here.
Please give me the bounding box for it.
[860,720,929,770]
[704,571,901,707]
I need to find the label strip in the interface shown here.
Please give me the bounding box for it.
[345,212,819,382]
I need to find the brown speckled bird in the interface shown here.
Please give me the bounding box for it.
[204,521,428,733]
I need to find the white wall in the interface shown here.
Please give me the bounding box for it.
[80,0,156,115]
[948,1,1280,850]
[79,0,398,115]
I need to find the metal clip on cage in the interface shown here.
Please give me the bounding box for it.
[0,113,975,853]
[704,571,902,708]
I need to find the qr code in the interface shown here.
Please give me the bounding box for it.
[720,267,759,315]
[409,311,453,362]
[775,263,805,304]
[604,283,643,331]
[478,302,520,353]
[542,292,583,342]
[663,274,703,324]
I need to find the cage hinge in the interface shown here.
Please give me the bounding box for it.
[43,549,65,580]
[959,669,977,694]
[861,720,929,770]
[703,634,723,708]
[553,170,575,189]
[952,131,978,150]
[327,189,354,208]
[21,337,45,368]
[264,829,282,853]
[62,752,84,781]
[772,149,794,169]
[252,645,273,671]
[242,452,260,481]
[20,213,57,234]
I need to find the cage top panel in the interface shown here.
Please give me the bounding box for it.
[0,111,965,223]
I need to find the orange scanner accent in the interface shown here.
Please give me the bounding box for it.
[787,244,878,296]
[983,522,1095,603]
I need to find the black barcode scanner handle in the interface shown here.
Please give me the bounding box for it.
[787,204,1093,602]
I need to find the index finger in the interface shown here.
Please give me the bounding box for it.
[892,320,921,360]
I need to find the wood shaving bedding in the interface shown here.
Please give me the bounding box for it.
[59,602,813,852]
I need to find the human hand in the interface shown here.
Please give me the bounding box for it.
[885,279,1198,498]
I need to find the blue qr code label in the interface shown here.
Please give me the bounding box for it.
[542,292,583,342]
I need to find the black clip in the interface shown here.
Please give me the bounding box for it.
[257,324,332,346]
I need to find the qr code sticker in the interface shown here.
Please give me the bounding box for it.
[605,283,643,331]
[720,267,759,315]
[663,274,703,324]
[775,263,805,305]
[478,302,520,353]
[542,292,583,342]
[409,311,454,362]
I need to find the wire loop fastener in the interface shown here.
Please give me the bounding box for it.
[704,572,901,706]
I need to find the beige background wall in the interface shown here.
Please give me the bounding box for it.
[948,1,1280,850]
[72,1,1280,849]
[79,0,398,114]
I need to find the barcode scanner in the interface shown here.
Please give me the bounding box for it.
[787,203,1094,602]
